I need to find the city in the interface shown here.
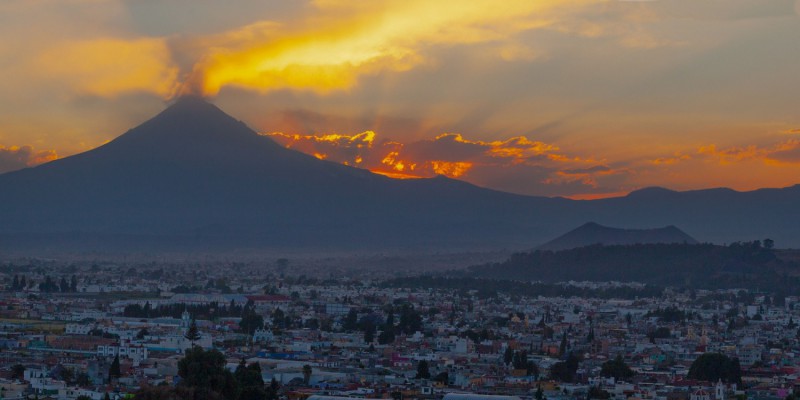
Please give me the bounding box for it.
[0,260,797,400]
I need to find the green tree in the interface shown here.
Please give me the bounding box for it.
[378,312,396,344]
[136,328,149,340]
[239,312,264,335]
[687,353,742,384]
[109,354,121,379]
[185,317,200,347]
[503,347,514,365]
[11,364,25,380]
[76,372,90,386]
[343,309,359,332]
[302,364,313,385]
[600,354,634,381]
[588,387,611,399]
[235,359,266,400]
[265,378,281,400]
[178,347,239,400]
[535,384,544,400]
[415,360,431,379]
[550,353,580,383]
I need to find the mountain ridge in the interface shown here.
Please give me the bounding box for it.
[1,97,799,252]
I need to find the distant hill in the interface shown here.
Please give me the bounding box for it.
[469,241,791,289]
[539,222,698,251]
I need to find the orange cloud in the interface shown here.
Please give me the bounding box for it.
[651,153,691,165]
[264,130,622,197]
[178,0,598,96]
[0,145,58,174]
[697,140,800,166]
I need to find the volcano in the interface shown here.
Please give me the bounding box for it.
[1,97,799,253]
[0,97,561,251]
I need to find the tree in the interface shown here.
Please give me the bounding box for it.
[559,332,568,356]
[11,364,25,380]
[588,387,611,399]
[600,354,634,381]
[266,378,281,400]
[109,354,121,380]
[271,308,285,328]
[343,309,359,332]
[302,364,312,385]
[364,324,375,343]
[504,347,514,365]
[178,347,239,400]
[185,317,200,347]
[236,360,266,400]
[415,360,431,379]
[687,353,742,384]
[136,328,149,340]
[398,304,423,334]
[239,312,264,335]
[535,384,544,400]
[76,372,90,386]
[378,312,396,344]
[550,353,580,383]
[647,327,671,343]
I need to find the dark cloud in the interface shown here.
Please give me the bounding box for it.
[766,142,800,164]
[0,145,57,174]
[561,165,611,175]
[403,134,487,162]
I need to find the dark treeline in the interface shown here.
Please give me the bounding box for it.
[381,276,663,300]
[645,306,698,322]
[124,301,248,320]
[468,241,798,290]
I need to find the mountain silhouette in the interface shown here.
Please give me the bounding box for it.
[1,97,799,252]
[538,222,698,251]
[0,97,557,251]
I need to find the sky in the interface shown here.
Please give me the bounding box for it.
[0,0,799,199]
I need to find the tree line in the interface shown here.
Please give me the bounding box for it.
[468,241,795,291]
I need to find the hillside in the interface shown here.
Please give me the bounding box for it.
[539,222,698,251]
[469,241,796,289]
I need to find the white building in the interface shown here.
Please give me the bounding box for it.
[97,344,148,363]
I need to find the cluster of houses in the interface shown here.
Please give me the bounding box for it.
[0,265,799,400]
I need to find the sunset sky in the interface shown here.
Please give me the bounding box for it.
[1,0,799,198]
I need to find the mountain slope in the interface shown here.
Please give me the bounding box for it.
[539,222,698,251]
[1,97,799,253]
[0,97,560,250]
